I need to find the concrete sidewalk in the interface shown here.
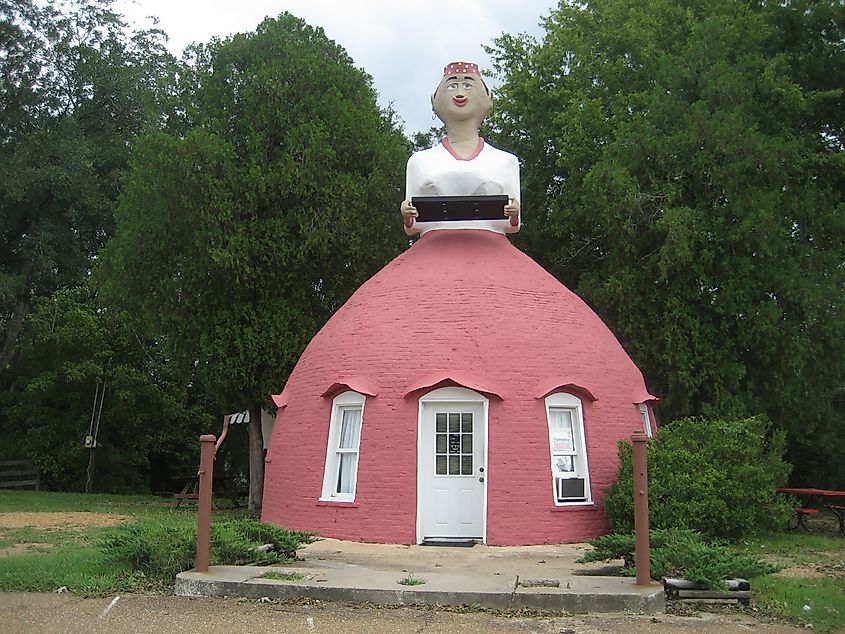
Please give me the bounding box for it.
[175,539,664,614]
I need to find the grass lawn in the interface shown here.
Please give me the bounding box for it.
[736,530,845,632]
[0,490,242,596]
[0,490,167,514]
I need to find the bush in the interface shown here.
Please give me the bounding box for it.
[210,517,314,564]
[99,515,315,582]
[99,514,195,582]
[603,416,793,538]
[577,529,778,590]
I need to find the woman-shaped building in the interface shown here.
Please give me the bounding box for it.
[261,62,656,545]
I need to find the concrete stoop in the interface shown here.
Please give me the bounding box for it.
[175,565,665,614]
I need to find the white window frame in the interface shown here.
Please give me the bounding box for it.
[639,403,653,437]
[320,391,366,502]
[545,392,592,506]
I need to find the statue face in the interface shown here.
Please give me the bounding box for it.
[432,74,492,126]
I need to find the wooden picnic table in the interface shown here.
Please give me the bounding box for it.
[778,487,845,536]
[170,474,247,509]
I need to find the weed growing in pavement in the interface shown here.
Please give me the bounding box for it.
[397,573,427,586]
[260,570,306,582]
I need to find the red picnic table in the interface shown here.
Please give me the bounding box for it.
[778,487,845,536]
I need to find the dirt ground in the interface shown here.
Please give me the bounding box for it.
[0,511,132,557]
[0,512,131,529]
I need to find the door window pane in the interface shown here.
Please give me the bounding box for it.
[436,413,447,433]
[462,434,472,453]
[448,455,460,475]
[436,455,447,475]
[436,434,447,453]
[461,455,473,475]
[448,434,461,453]
[448,413,460,432]
[461,413,473,432]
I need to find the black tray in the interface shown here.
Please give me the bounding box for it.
[411,195,509,222]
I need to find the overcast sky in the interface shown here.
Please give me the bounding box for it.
[114,0,557,135]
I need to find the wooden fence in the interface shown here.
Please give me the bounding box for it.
[0,460,40,490]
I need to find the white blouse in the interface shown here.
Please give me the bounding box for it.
[405,139,521,235]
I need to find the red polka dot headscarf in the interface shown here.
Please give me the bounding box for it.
[442,61,481,77]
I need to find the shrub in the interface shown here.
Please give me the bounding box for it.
[99,514,196,582]
[210,517,314,564]
[603,415,793,538]
[100,515,315,582]
[577,529,778,590]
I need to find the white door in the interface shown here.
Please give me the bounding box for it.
[418,399,486,541]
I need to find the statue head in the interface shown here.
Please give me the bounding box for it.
[431,61,492,130]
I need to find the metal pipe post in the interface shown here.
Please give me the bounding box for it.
[631,432,651,586]
[195,434,216,573]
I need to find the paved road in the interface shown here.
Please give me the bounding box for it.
[0,592,805,634]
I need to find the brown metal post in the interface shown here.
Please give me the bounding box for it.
[632,432,651,586]
[195,434,216,573]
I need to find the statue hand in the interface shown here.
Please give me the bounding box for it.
[505,197,520,226]
[401,200,418,228]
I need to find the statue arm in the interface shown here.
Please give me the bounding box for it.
[401,199,418,235]
[503,156,521,233]
[504,197,520,232]
[401,154,423,235]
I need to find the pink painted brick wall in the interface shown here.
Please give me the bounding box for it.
[262,230,652,545]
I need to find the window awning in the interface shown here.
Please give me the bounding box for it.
[320,378,379,400]
[632,389,660,404]
[533,379,597,402]
[403,372,503,400]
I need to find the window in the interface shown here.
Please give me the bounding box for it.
[639,403,653,437]
[320,391,365,502]
[545,392,591,505]
[434,412,474,476]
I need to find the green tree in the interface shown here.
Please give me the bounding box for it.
[0,286,208,491]
[0,0,173,371]
[489,0,845,485]
[100,13,410,510]
[411,125,446,152]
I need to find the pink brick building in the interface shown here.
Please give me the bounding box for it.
[262,229,655,545]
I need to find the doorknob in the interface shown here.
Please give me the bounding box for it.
[479,477,485,482]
